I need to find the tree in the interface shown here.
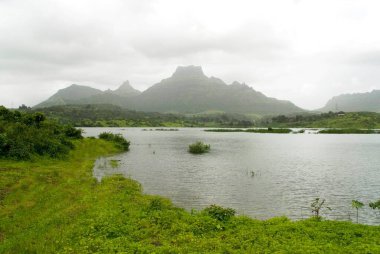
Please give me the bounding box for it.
[351,200,364,223]
[311,198,331,219]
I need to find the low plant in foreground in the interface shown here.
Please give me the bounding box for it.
[203,204,236,222]
[99,132,130,151]
[188,141,210,154]
[352,200,364,223]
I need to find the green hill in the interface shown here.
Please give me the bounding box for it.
[320,90,380,112]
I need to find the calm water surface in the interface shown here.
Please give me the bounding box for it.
[84,127,380,224]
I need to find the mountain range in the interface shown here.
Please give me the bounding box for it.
[35,66,303,115]
[35,65,380,114]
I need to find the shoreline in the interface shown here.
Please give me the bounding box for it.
[1,138,380,252]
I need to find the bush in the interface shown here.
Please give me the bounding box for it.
[203,205,236,222]
[0,106,82,160]
[188,141,210,154]
[98,132,130,151]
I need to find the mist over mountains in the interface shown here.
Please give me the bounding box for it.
[320,90,380,112]
[35,66,303,115]
[35,65,380,115]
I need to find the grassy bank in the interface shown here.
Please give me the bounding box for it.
[1,139,380,253]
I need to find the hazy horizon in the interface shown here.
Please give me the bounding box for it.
[1,0,380,110]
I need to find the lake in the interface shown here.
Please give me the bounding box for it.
[84,127,380,224]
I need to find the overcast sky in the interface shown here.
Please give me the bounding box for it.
[1,0,380,109]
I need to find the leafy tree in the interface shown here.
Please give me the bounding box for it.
[311,198,331,219]
[351,200,364,223]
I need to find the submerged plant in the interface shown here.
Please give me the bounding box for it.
[188,141,210,154]
[351,200,364,223]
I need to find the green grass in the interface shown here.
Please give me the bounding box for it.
[1,139,380,253]
[109,159,119,168]
[318,129,379,134]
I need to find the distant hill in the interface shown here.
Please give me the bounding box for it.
[34,81,141,108]
[35,66,304,115]
[320,90,380,112]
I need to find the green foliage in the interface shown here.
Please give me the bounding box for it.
[246,128,292,133]
[352,200,364,223]
[188,141,210,154]
[266,111,380,129]
[369,200,380,213]
[0,106,82,160]
[311,198,331,218]
[33,104,255,127]
[318,128,377,134]
[203,205,236,222]
[98,132,130,151]
[1,140,380,253]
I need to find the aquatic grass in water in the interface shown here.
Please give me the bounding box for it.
[188,141,210,154]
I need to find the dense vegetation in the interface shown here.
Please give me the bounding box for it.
[0,106,82,160]
[29,104,255,128]
[188,141,211,154]
[1,139,380,253]
[206,128,292,133]
[318,129,379,134]
[98,132,130,151]
[265,111,380,129]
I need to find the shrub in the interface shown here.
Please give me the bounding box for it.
[369,200,380,214]
[98,132,130,151]
[188,141,210,154]
[0,106,82,160]
[203,205,236,222]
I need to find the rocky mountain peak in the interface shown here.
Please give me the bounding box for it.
[172,65,206,79]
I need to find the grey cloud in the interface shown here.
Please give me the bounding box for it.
[0,0,380,110]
